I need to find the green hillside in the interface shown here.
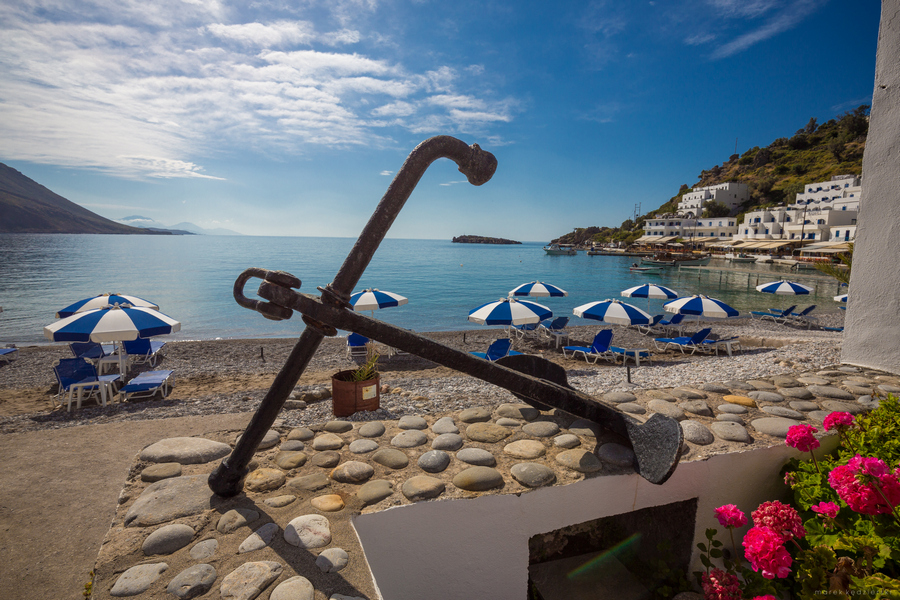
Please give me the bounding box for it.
[0,163,154,234]
[551,106,869,246]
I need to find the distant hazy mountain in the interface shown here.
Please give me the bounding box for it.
[0,163,150,234]
[118,215,242,236]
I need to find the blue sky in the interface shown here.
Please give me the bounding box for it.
[0,0,881,241]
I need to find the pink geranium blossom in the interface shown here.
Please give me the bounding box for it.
[786,423,820,453]
[751,500,806,541]
[701,567,742,600]
[751,596,779,600]
[811,501,840,519]
[715,504,747,529]
[829,455,900,515]
[823,411,854,432]
[743,526,793,579]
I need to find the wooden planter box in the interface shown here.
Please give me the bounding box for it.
[331,371,380,417]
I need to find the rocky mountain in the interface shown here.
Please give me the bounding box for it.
[0,163,152,234]
[117,216,241,236]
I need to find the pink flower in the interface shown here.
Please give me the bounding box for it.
[743,526,793,579]
[823,411,854,432]
[715,504,747,529]
[751,596,779,600]
[786,423,820,453]
[811,501,839,519]
[751,500,806,541]
[829,455,900,515]
[701,567,742,600]
[784,471,797,487]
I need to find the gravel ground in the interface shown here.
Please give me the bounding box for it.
[0,313,846,434]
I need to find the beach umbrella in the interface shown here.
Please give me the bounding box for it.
[573,299,652,326]
[620,283,678,313]
[468,297,552,326]
[44,305,181,376]
[349,289,408,314]
[755,280,814,296]
[508,281,568,297]
[663,295,739,320]
[56,293,159,318]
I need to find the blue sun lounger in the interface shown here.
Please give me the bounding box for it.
[609,346,652,366]
[470,338,522,362]
[562,330,614,364]
[0,347,19,364]
[653,328,712,355]
[119,370,174,402]
[53,357,121,411]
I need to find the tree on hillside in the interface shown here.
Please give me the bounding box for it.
[804,117,818,135]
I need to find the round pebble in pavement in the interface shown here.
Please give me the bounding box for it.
[807,411,831,422]
[456,447,496,466]
[672,388,706,400]
[431,433,464,451]
[751,417,801,438]
[110,563,168,596]
[680,421,714,445]
[238,523,279,554]
[219,561,283,600]
[167,564,217,599]
[879,383,900,394]
[358,422,385,438]
[418,450,451,473]
[348,439,379,454]
[646,389,678,401]
[311,433,345,451]
[279,440,305,452]
[746,380,776,390]
[399,415,428,430]
[789,401,820,412]
[190,539,218,561]
[602,391,637,404]
[287,472,330,492]
[821,400,867,414]
[496,417,523,427]
[264,495,296,508]
[597,443,635,467]
[330,461,375,484]
[503,440,546,459]
[141,462,182,483]
[288,427,315,441]
[779,387,814,399]
[808,386,855,400]
[716,414,744,424]
[717,403,747,414]
[710,422,752,443]
[324,421,353,433]
[458,407,492,423]
[496,403,539,420]
[680,400,712,417]
[464,422,513,443]
[274,451,308,470]
[555,449,601,473]
[799,376,830,385]
[217,509,260,534]
[311,494,345,512]
[567,419,602,437]
[553,434,581,449]
[245,469,286,493]
[317,547,350,573]
[140,437,232,465]
[270,576,314,600]
[431,416,459,434]
[371,448,410,469]
[618,403,646,415]
[357,480,393,505]
[402,475,445,501]
[310,452,341,468]
[143,523,195,555]
[284,515,331,548]
[522,421,560,437]
[722,395,756,408]
[510,463,556,488]
[647,400,685,421]
[391,430,428,448]
[724,380,755,390]
[761,406,805,419]
[773,376,801,388]
[699,383,731,394]
[748,391,784,403]
[453,466,504,491]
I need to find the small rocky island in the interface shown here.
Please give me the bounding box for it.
[452,235,521,245]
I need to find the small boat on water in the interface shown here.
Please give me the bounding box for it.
[772,258,799,267]
[755,254,774,264]
[630,263,662,274]
[725,253,757,263]
[641,253,712,267]
[543,244,577,256]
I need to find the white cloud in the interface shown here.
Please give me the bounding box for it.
[684,32,716,46]
[708,0,825,58]
[0,1,517,179]
[379,170,393,176]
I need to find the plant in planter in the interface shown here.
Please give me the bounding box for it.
[331,352,380,417]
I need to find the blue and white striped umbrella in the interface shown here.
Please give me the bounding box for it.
[56,293,159,318]
[664,295,739,319]
[468,298,552,326]
[620,284,678,300]
[349,289,408,312]
[755,280,814,295]
[508,281,568,298]
[44,305,181,343]
[573,299,651,326]
[834,294,848,302]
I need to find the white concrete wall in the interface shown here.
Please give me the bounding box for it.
[353,442,831,600]
[843,0,900,374]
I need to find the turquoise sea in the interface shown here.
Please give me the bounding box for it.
[0,234,844,345]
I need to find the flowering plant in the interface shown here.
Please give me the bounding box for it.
[696,395,900,599]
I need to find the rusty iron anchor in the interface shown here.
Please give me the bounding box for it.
[208,136,682,497]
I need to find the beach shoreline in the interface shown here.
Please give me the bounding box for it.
[0,314,845,434]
